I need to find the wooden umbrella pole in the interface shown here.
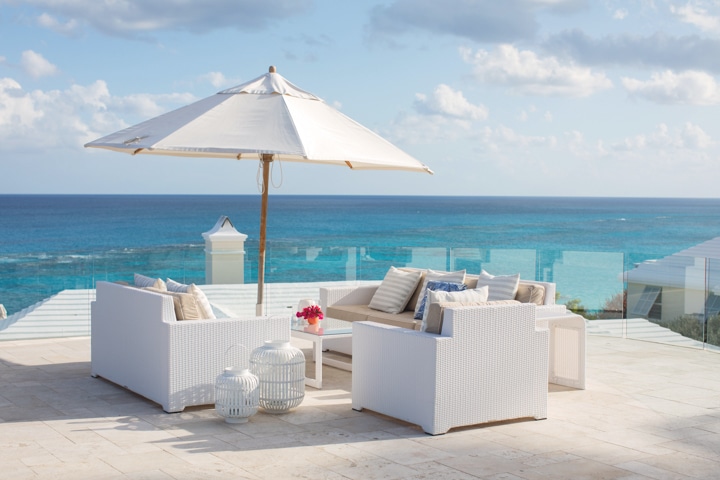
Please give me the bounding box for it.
[256,154,272,316]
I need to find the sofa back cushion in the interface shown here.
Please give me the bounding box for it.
[368,267,423,314]
[134,273,166,290]
[166,278,216,319]
[144,287,204,321]
[476,270,520,301]
[515,283,546,305]
[466,275,547,305]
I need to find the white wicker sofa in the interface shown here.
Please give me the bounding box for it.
[352,303,549,435]
[91,281,290,412]
[320,271,557,330]
[321,269,586,390]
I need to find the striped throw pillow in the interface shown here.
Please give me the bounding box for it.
[134,273,166,290]
[369,267,423,314]
[477,270,520,301]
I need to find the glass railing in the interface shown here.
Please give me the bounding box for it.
[1,244,719,350]
[623,254,720,351]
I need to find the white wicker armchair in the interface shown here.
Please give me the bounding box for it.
[91,281,290,412]
[352,303,549,435]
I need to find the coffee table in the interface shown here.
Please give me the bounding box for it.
[290,317,353,389]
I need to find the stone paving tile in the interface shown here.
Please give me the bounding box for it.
[0,335,719,478]
[625,451,720,479]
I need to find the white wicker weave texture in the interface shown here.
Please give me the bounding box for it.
[352,303,549,435]
[91,282,290,412]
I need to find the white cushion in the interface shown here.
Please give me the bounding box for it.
[166,278,215,319]
[421,286,489,331]
[413,269,466,316]
[369,267,423,314]
[134,273,166,290]
[477,270,520,301]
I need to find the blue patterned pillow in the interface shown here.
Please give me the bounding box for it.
[414,280,467,320]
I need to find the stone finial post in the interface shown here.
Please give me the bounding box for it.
[202,216,248,284]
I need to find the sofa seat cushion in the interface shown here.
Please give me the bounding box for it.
[366,310,417,329]
[326,304,418,329]
[326,304,372,323]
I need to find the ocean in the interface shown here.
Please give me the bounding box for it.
[2,194,720,315]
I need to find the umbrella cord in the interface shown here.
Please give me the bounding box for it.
[256,158,284,193]
[256,161,264,194]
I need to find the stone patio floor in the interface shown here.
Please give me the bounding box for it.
[1,335,719,479]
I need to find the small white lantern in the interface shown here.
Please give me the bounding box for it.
[215,366,259,423]
[250,340,305,413]
[215,345,259,423]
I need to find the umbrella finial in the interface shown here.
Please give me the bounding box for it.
[269,65,276,73]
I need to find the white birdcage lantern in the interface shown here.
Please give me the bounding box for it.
[250,340,305,413]
[215,345,259,423]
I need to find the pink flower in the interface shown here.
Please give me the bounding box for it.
[296,305,324,320]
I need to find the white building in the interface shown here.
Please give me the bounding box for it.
[626,237,720,322]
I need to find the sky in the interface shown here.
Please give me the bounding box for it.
[2,0,720,197]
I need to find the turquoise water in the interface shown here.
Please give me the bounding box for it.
[2,194,720,314]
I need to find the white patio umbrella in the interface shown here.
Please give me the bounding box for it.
[85,66,433,315]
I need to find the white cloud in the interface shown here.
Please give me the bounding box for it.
[613,8,628,19]
[622,70,720,105]
[670,1,720,32]
[37,12,80,36]
[21,50,59,78]
[0,78,44,128]
[477,124,557,151]
[109,92,197,118]
[199,71,229,89]
[0,77,197,153]
[611,122,714,151]
[384,112,467,144]
[413,84,488,120]
[461,45,613,97]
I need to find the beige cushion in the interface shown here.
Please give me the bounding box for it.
[401,268,427,313]
[368,267,423,314]
[515,283,546,305]
[326,304,418,329]
[412,269,466,316]
[166,278,216,319]
[144,287,204,321]
[134,273,166,290]
[422,286,489,331]
[326,304,371,322]
[167,291,204,321]
[424,299,520,334]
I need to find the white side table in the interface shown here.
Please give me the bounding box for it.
[536,309,587,389]
[290,317,353,389]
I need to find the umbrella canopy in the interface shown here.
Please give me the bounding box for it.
[85,66,433,314]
